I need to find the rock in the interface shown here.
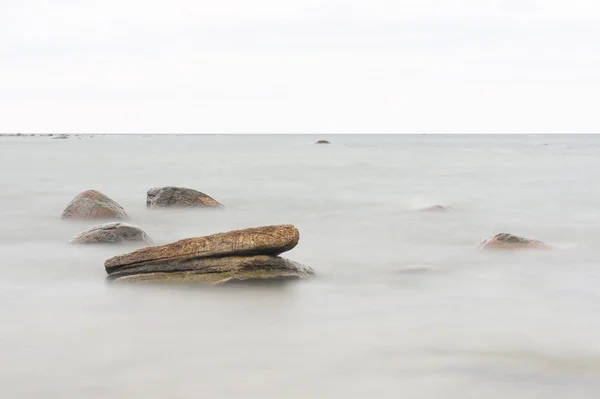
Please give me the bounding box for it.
[315,140,330,144]
[105,224,299,272]
[70,222,153,244]
[146,186,222,208]
[61,190,129,220]
[52,134,69,139]
[108,255,314,284]
[479,233,551,250]
[420,205,456,212]
[104,225,312,285]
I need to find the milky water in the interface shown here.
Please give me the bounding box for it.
[1,134,600,398]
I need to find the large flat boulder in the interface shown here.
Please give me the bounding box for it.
[105,224,300,272]
[61,190,129,220]
[146,187,222,208]
[70,222,153,245]
[479,233,551,250]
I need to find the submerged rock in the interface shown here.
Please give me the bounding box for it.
[315,140,330,144]
[70,222,153,245]
[479,233,551,250]
[420,205,456,212]
[108,255,314,284]
[104,224,312,285]
[61,190,129,220]
[146,186,222,208]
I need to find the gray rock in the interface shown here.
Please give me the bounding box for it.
[70,222,153,244]
[146,186,222,208]
[479,233,551,250]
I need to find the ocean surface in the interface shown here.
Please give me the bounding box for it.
[1,134,600,398]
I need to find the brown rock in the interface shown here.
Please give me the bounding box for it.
[70,222,153,245]
[105,224,300,272]
[479,233,551,250]
[61,190,129,220]
[146,186,222,208]
[315,140,330,144]
[108,255,314,284]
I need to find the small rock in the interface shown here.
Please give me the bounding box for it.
[52,134,69,139]
[61,190,129,220]
[479,233,551,250]
[146,186,222,208]
[70,222,153,244]
[420,205,456,212]
[315,140,330,144]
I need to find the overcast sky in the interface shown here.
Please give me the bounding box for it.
[1,0,599,133]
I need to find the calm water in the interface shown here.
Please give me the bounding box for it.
[1,134,600,398]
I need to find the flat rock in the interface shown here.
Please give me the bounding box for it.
[105,224,300,272]
[52,134,69,139]
[61,190,129,220]
[479,233,551,250]
[70,222,153,244]
[108,255,314,284]
[315,140,330,144]
[146,186,222,208]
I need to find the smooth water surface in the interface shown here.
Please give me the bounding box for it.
[1,134,600,398]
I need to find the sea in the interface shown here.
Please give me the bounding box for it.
[1,134,600,398]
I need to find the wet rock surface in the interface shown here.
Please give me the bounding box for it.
[479,233,551,250]
[70,222,153,245]
[61,190,129,220]
[105,225,312,285]
[146,186,222,208]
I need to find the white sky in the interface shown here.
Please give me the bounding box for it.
[1,0,600,133]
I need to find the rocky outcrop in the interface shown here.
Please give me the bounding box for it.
[70,222,153,244]
[479,233,551,250]
[420,205,456,212]
[146,187,222,208]
[105,224,313,285]
[315,140,330,144]
[61,190,129,220]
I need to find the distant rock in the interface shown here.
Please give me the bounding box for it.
[479,233,551,250]
[70,222,153,244]
[420,205,456,212]
[315,140,330,144]
[146,186,222,208]
[61,190,129,220]
[52,134,69,139]
[105,224,313,285]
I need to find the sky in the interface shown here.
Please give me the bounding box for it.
[1,0,600,133]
